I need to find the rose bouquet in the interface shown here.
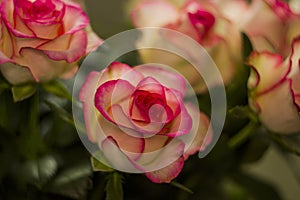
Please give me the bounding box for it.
[0,0,299,200]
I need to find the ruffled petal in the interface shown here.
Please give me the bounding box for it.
[63,3,89,34]
[255,80,300,134]
[247,51,289,95]
[100,137,140,172]
[79,71,101,142]
[134,64,187,96]
[94,79,135,124]
[160,103,192,137]
[38,30,87,63]
[98,115,145,161]
[14,47,77,82]
[98,62,144,86]
[181,103,211,160]
[145,156,184,183]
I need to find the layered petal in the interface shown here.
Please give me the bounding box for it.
[14,47,78,82]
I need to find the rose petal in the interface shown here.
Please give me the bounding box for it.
[85,25,103,53]
[131,0,178,27]
[98,62,144,86]
[63,3,89,34]
[140,139,185,183]
[25,21,63,40]
[38,30,87,63]
[255,80,300,133]
[99,115,145,161]
[289,37,300,96]
[134,64,187,96]
[247,51,290,95]
[14,47,77,82]
[181,103,211,160]
[79,71,101,142]
[100,137,140,172]
[160,103,192,137]
[94,79,135,123]
[145,156,184,183]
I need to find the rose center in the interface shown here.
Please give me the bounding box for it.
[17,0,56,19]
[188,10,215,36]
[130,90,166,123]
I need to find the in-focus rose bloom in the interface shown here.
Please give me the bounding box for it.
[0,0,102,85]
[79,62,211,183]
[131,0,242,93]
[247,37,300,134]
[232,0,300,56]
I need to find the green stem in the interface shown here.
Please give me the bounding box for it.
[170,181,193,194]
[268,133,300,156]
[228,121,259,149]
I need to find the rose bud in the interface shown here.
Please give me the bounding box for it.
[247,37,300,134]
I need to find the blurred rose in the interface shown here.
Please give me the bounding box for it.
[231,0,300,56]
[130,0,242,93]
[247,37,300,134]
[0,0,102,85]
[79,62,211,183]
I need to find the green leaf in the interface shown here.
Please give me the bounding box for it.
[49,163,92,187]
[47,162,92,199]
[91,156,114,172]
[15,155,58,187]
[105,172,124,200]
[12,83,37,102]
[0,82,10,95]
[242,32,253,61]
[41,80,72,101]
[43,99,75,126]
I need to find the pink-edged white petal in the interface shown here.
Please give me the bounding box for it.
[134,64,187,96]
[94,79,135,124]
[140,138,185,183]
[85,25,103,53]
[14,47,77,82]
[79,71,101,142]
[181,103,211,160]
[98,62,144,86]
[25,21,63,40]
[145,156,184,183]
[38,30,87,63]
[247,51,289,95]
[63,3,89,34]
[100,137,140,172]
[98,115,145,161]
[160,103,192,137]
[288,37,300,97]
[255,80,300,134]
[131,0,179,27]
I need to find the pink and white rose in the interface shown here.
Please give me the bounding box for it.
[0,0,102,85]
[130,0,242,93]
[228,0,300,56]
[247,37,300,134]
[79,62,211,183]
